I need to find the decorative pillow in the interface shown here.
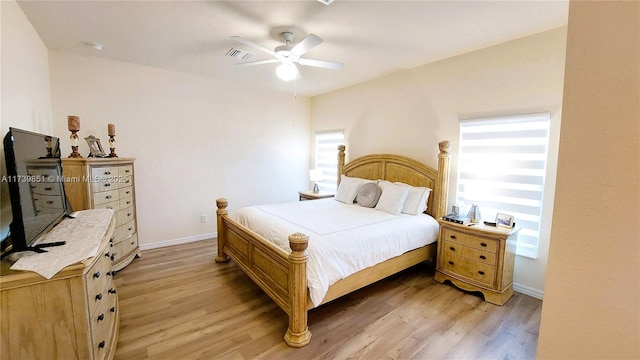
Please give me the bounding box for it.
[355,182,382,208]
[335,175,371,204]
[374,183,410,215]
[400,185,432,215]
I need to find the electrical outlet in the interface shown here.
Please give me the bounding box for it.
[201,215,207,223]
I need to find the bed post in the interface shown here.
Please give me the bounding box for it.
[215,198,230,262]
[434,141,451,220]
[284,233,312,347]
[337,145,346,186]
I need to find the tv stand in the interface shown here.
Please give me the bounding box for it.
[0,210,119,359]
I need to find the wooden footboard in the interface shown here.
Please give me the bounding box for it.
[215,198,311,347]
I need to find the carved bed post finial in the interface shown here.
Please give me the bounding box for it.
[215,198,230,263]
[284,232,312,347]
[435,141,451,219]
[337,145,346,187]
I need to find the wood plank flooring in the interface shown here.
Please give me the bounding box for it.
[114,239,541,359]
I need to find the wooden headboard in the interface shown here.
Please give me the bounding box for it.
[337,141,451,219]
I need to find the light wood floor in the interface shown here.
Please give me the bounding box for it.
[114,239,541,360]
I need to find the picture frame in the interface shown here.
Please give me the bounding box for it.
[495,213,514,229]
[85,135,107,157]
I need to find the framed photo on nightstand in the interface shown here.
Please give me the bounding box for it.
[495,213,514,229]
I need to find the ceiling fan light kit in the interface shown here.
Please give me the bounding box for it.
[231,31,343,82]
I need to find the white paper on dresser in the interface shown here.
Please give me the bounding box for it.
[10,209,114,279]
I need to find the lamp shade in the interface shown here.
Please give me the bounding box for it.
[276,62,299,81]
[309,169,323,182]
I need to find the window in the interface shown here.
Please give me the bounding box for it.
[313,130,344,192]
[457,113,551,258]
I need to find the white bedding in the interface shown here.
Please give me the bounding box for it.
[232,198,439,307]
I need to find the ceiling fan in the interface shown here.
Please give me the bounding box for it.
[231,32,343,81]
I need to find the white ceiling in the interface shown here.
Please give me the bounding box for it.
[17,0,569,97]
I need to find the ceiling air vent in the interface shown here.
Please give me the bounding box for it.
[226,48,253,60]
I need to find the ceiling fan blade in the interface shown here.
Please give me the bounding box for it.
[231,36,276,56]
[298,58,344,70]
[236,59,280,67]
[290,34,323,56]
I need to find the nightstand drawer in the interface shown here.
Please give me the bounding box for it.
[442,228,498,253]
[442,253,496,286]
[443,239,496,265]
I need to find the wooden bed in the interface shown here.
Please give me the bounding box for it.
[215,141,450,347]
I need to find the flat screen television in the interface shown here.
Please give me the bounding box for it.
[1,127,71,259]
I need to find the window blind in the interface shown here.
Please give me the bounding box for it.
[457,113,550,258]
[314,131,344,192]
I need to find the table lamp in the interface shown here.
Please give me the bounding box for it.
[309,169,323,193]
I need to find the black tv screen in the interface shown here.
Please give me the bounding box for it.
[2,128,70,257]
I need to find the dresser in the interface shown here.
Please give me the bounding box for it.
[434,219,519,305]
[0,212,118,359]
[62,158,141,271]
[25,159,66,215]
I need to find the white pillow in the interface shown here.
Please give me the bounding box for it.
[400,185,432,215]
[335,175,371,204]
[375,182,410,215]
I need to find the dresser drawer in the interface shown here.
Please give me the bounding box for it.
[442,253,496,287]
[119,196,134,209]
[116,206,135,226]
[443,239,496,265]
[91,166,118,178]
[33,194,64,210]
[93,189,120,206]
[85,252,114,317]
[114,220,136,243]
[113,233,138,260]
[30,182,62,196]
[118,186,134,200]
[91,298,117,360]
[94,199,121,212]
[441,228,498,253]
[118,165,133,177]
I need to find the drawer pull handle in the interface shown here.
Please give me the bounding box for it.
[479,255,486,260]
[128,227,133,231]
[480,242,487,247]
[105,183,111,187]
[93,271,101,279]
[478,271,485,275]
[131,241,136,245]
[449,246,456,251]
[98,341,106,349]
[110,307,116,313]
[104,171,111,175]
[110,237,114,242]
[127,213,132,217]
[46,201,53,204]
[448,261,454,265]
[450,235,457,239]
[105,252,110,258]
[126,201,131,205]
[108,288,117,294]
[106,195,112,199]
[95,293,102,301]
[125,170,130,173]
[110,253,117,261]
[44,187,52,191]
[107,206,113,209]
[97,314,105,322]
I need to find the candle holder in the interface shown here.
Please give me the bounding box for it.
[108,134,118,158]
[68,130,82,158]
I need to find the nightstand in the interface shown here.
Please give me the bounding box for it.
[298,190,335,201]
[434,219,519,305]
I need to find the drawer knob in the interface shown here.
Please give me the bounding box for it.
[479,255,486,260]
[97,314,105,322]
[449,246,456,251]
[448,261,454,265]
[108,288,117,294]
[450,235,457,240]
[127,213,132,217]
[105,252,110,258]
[106,195,112,199]
[126,201,131,205]
[478,271,485,275]
[104,171,111,175]
[480,242,488,247]
[128,227,133,231]
[105,183,111,187]
[110,253,117,261]
[98,341,106,349]
[93,271,101,279]
[110,307,116,313]
[95,293,102,301]
[126,191,131,195]
[44,187,52,191]
[46,201,54,204]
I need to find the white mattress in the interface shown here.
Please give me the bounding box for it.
[232,198,439,307]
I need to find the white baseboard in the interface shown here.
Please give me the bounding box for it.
[139,232,216,251]
[514,282,544,300]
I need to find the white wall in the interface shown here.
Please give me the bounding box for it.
[0,0,53,239]
[538,1,640,358]
[311,27,567,297]
[49,52,311,248]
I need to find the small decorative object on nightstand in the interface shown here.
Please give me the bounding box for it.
[434,218,519,305]
[67,115,82,158]
[107,123,118,158]
[298,190,334,201]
